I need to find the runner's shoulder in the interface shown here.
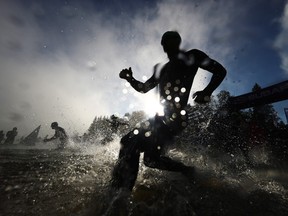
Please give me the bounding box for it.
[185,49,208,58]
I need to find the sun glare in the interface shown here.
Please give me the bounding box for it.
[142,94,164,117]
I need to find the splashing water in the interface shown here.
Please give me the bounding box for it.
[1,136,288,216]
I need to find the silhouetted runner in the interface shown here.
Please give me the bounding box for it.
[111,31,227,191]
[44,122,68,149]
[4,127,18,145]
[107,115,129,134]
[101,115,130,145]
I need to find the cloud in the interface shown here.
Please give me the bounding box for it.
[274,2,288,74]
[9,112,25,122]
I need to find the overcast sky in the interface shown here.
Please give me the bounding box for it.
[0,0,287,137]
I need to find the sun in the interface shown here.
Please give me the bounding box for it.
[142,93,164,117]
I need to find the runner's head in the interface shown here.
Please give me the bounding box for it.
[161,31,181,54]
[51,122,58,129]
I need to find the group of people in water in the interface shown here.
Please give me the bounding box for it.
[2,31,227,195]
[0,122,68,149]
[0,113,128,149]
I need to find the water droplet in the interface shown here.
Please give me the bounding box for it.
[5,186,13,192]
[180,110,186,115]
[144,121,150,127]
[180,87,186,93]
[145,131,151,137]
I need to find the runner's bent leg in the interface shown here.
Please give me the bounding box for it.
[143,143,191,172]
[143,121,191,173]
[111,130,141,191]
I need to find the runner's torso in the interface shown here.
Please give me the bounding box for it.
[157,50,199,118]
[55,127,67,141]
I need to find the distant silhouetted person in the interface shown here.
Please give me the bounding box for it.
[81,133,89,143]
[107,115,129,135]
[44,122,68,149]
[111,31,227,191]
[4,127,18,145]
[101,115,129,144]
[0,130,5,144]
